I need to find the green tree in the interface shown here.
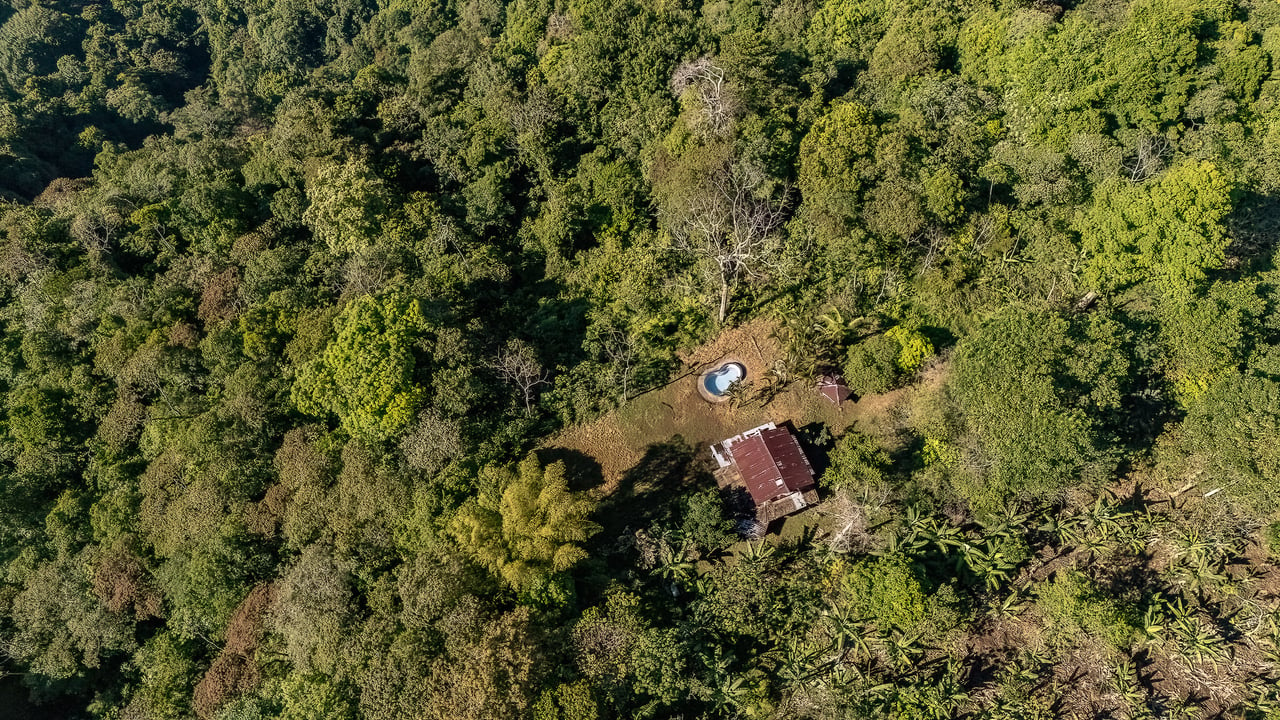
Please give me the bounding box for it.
[303,158,395,255]
[269,544,354,675]
[277,674,357,720]
[1078,161,1232,296]
[1166,371,1280,515]
[844,333,902,396]
[451,456,600,598]
[949,308,1108,506]
[823,430,890,493]
[292,293,430,444]
[797,102,879,241]
[679,489,735,555]
[2,549,137,681]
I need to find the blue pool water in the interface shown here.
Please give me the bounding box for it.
[704,362,745,396]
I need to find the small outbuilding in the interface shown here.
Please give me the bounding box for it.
[817,374,851,406]
[711,422,819,525]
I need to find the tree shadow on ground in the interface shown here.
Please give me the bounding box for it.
[793,420,835,479]
[576,437,715,602]
[586,436,718,558]
[594,436,713,537]
[1226,190,1280,267]
[535,447,605,492]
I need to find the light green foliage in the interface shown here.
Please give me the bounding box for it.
[798,102,879,238]
[1156,281,1263,405]
[127,632,197,720]
[843,334,902,396]
[1101,0,1216,132]
[3,549,137,680]
[303,158,395,255]
[1034,570,1140,650]
[451,456,600,596]
[843,324,932,395]
[269,544,354,675]
[922,166,965,225]
[277,674,357,720]
[292,294,429,443]
[1063,313,1133,414]
[805,0,888,62]
[837,556,955,637]
[1079,161,1233,295]
[840,556,928,631]
[867,8,953,88]
[1265,523,1280,559]
[885,325,934,375]
[823,430,890,492]
[533,680,599,720]
[1168,371,1280,515]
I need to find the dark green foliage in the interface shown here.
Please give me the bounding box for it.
[1,0,1279,717]
[678,488,735,556]
[949,307,1115,507]
[843,334,901,396]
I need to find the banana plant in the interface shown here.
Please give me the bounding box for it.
[1076,496,1130,540]
[738,540,777,570]
[1141,603,1168,643]
[655,538,696,596]
[882,629,926,673]
[1110,659,1149,711]
[978,507,1031,541]
[774,640,829,689]
[988,589,1030,619]
[822,603,871,659]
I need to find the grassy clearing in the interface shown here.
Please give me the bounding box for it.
[548,317,904,495]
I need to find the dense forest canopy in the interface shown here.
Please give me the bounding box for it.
[2,0,1280,717]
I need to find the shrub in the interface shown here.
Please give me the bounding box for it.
[823,430,890,493]
[1034,570,1140,651]
[844,334,902,395]
[885,325,934,375]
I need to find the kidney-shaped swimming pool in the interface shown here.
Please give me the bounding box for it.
[703,361,745,397]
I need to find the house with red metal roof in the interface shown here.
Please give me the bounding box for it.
[711,422,819,525]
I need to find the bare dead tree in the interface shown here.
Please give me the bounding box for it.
[593,323,638,405]
[1125,134,1171,183]
[824,486,890,554]
[545,13,573,42]
[666,162,789,324]
[670,57,739,136]
[400,409,463,475]
[493,339,551,415]
[71,203,124,258]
